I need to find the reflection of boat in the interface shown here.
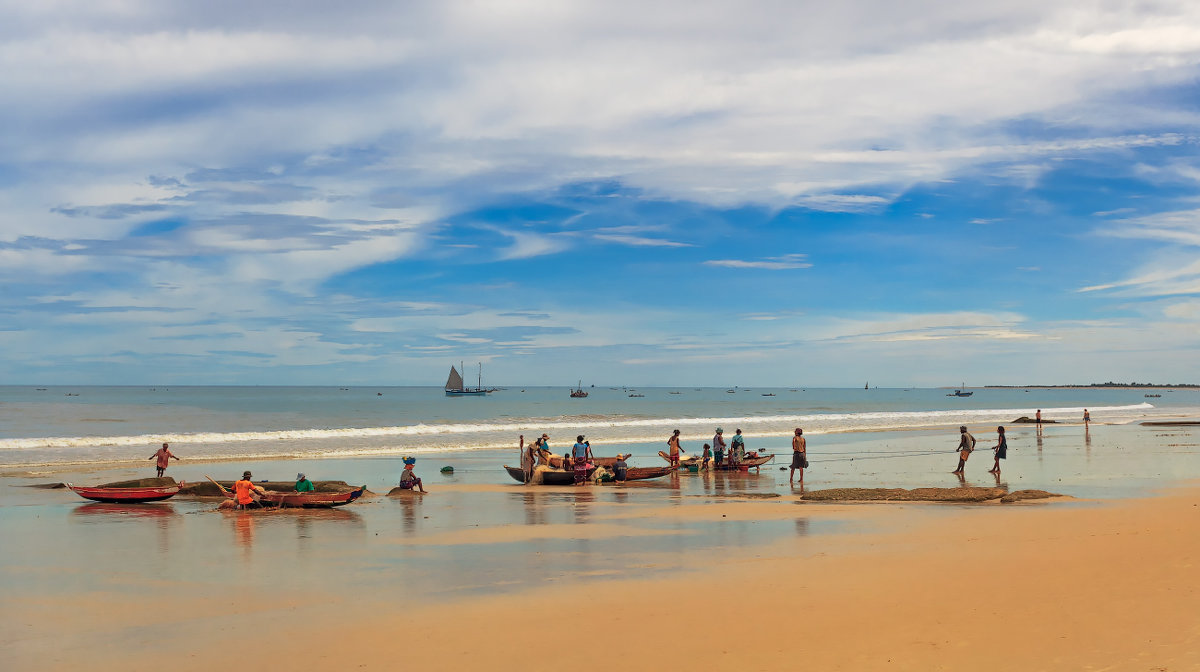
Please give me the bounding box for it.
[257,486,366,508]
[570,380,589,398]
[71,502,178,518]
[445,362,493,396]
[947,382,974,397]
[503,465,672,484]
[67,478,182,503]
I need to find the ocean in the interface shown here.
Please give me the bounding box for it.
[2,384,1196,469]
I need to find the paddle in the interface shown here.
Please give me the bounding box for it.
[205,475,231,496]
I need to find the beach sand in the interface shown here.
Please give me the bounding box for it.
[6,481,1198,671]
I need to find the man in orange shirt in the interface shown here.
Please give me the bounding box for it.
[233,470,265,509]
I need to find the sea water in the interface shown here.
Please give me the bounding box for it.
[0,385,1196,468]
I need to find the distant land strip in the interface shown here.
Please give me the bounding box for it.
[982,383,1198,389]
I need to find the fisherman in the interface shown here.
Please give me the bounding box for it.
[399,457,426,493]
[294,472,314,492]
[233,470,266,509]
[572,435,592,485]
[148,442,179,477]
[790,428,807,485]
[952,426,976,475]
[730,429,746,465]
[613,455,629,483]
[667,429,682,467]
[713,428,726,467]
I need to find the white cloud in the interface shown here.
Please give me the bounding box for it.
[705,254,811,270]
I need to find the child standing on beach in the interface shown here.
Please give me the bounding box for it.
[701,444,711,470]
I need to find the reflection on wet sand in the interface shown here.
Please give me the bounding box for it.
[70,502,179,520]
[71,502,181,554]
[232,511,255,556]
[397,491,423,533]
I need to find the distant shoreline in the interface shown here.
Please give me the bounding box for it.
[981,384,1198,389]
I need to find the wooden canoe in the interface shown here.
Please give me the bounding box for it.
[256,486,366,508]
[505,465,674,484]
[659,452,776,470]
[67,480,182,503]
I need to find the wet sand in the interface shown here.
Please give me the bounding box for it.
[3,422,1198,670]
[5,484,1197,671]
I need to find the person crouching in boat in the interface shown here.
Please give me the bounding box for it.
[572,435,592,485]
[399,457,426,493]
[295,473,314,492]
[233,471,266,509]
[613,455,628,483]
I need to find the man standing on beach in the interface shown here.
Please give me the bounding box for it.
[952,426,976,475]
[1083,409,1090,428]
[790,428,806,485]
[148,442,179,477]
[667,429,682,467]
[1036,409,1043,433]
[731,429,746,465]
[713,428,726,467]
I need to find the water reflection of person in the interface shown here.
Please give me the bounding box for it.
[233,511,255,551]
[398,489,421,534]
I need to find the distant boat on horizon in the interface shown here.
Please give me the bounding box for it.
[947,382,974,397]
[570,380,589,398]
[445,362,493,396]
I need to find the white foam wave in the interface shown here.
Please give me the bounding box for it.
[0,403,1154,452]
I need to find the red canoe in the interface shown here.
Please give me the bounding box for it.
[67,482,182,503]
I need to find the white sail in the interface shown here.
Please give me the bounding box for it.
[445,366,464,391]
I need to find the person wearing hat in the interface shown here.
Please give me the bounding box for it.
[233,470,266,509]
[294,472,315,492]
[712,428,726,468]
[790,428,807,485]
[730,428,746,466]
[399,458,426,493]
[952,426,976,475]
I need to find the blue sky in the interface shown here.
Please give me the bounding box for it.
[1,1,1198,386]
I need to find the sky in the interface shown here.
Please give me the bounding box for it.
[1,0,1198,387]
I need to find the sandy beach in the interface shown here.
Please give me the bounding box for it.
[3,417,1199,671]
[4,479,1198,671]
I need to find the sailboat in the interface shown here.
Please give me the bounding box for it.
[570,380,589,398]
[445,362,492,396]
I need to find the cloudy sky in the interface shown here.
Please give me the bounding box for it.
[2,1,1198,386]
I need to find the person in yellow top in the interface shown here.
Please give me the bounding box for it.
[667,429,682,467]
[233,470,266,509]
